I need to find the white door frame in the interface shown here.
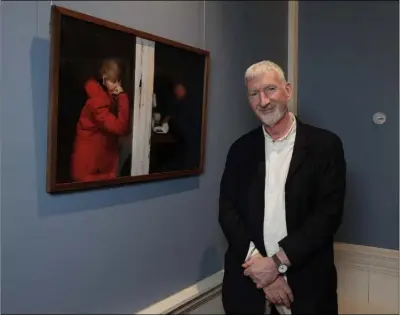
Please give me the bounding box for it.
[130,37,155,176]
[287,0,299,115]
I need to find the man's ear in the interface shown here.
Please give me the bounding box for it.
[285,82,293,100]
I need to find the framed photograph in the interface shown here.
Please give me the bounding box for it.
[46,6,210,193]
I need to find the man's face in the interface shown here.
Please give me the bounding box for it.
[174,83,187,100]
[246,71,292,127]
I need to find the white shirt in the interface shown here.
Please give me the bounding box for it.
[245,113,297,315]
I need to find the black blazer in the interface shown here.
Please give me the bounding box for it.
[219,117,346,314]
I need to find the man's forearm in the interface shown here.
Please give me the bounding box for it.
[276,247,291,267]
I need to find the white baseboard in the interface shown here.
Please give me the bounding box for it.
[136,270,224,314]
[136,243,399,314]
[334,242,399,314]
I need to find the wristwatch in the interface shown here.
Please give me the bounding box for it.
[272,254,288,274]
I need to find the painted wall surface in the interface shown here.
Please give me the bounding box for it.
[297,1,399,250]
[0,1,288,313]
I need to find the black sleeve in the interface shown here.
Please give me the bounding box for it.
[279,134,347,269]
[219,142,254,262]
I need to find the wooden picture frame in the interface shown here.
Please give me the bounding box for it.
[46,6,210,193]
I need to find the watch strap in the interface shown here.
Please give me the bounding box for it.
[272,254,281,268]
[272,254,287,274]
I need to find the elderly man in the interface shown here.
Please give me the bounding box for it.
[219,60,346,314]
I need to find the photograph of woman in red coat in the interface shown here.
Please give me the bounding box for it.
[70,59,130,182]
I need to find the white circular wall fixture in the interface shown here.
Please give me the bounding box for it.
[372,112,386,125]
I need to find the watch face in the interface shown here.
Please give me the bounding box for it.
[278,264,288,273]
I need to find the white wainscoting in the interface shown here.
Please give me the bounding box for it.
[136,270,224,314]
[334,242,399,314]
[136,243,399,314]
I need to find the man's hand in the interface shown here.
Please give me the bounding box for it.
[242,252,263,268]
[243,256,279,288]
[263,276,294,308]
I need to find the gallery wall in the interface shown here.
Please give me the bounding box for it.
[0,1,288,313]
[297,1,399,250]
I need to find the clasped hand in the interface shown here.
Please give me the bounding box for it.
[263,275,294,308]
[242,254,279,288]
[242,254,294,308]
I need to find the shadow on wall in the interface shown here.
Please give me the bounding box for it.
[197,227,227,282]
[198,246,223,282]
[335,168,362,242]
[30,37,199,218]
[336,165,399,247]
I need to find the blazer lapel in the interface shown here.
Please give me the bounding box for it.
[247,127,267,256]
[286,117,310,187]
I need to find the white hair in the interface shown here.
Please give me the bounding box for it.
[244,60,286,85]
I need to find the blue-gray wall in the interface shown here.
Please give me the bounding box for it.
[298,1,399,250]
[0,1,288,313]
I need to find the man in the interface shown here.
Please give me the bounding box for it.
[219,60,346,314]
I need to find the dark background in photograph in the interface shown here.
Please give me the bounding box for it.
[56,15,136,183]
[149,42,206,173]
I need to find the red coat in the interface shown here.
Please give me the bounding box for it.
[70,79,130,182]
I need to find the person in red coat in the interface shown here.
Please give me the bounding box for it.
[70,59,130,182]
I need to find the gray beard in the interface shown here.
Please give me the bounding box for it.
[261,106,288,127]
